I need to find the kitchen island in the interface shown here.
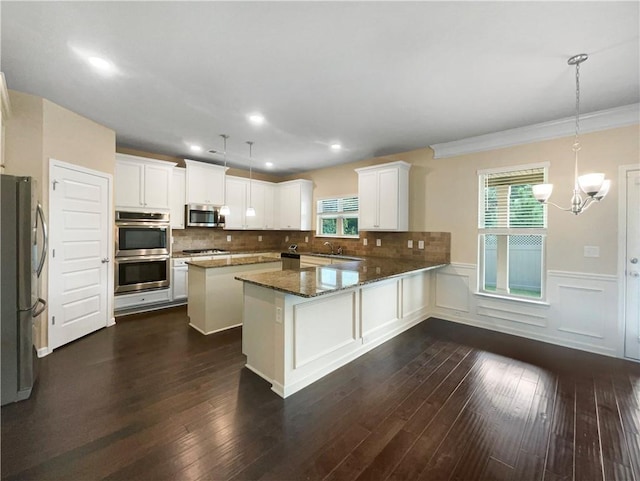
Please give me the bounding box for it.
[187,254,282,335]
[235,256,447,398]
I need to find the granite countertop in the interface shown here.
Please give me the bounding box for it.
[234,257,448,298]
[187,254,282,269]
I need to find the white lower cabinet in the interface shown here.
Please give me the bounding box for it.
[241,270,432,398]
[300,255,332,268]
[114,289,172,310]
[172,257,190,302]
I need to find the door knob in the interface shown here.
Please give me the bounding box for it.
[631,258,638,264]
[101,258,110,263]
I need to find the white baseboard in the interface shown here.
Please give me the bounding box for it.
[188,322,242,336]
[36,347,51,358]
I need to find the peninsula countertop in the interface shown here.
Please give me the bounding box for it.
[234,256,447,298]
[187,254,281,269]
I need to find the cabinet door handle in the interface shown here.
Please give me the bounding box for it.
[101,258,110,264]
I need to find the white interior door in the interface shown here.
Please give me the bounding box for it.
[49,162,111,350]
[624,169,640,360]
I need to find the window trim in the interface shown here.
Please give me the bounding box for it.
[477,164,549,302]
[316,195,359,239]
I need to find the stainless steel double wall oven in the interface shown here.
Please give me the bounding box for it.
[114,211,170,294]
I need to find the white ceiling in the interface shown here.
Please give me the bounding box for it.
[2,2,638,175]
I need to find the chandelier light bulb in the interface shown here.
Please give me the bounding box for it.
[578,173,605,197]
[532,184,553,202]
[594,179,611,201]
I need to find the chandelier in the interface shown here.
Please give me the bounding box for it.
[532,53,610,214]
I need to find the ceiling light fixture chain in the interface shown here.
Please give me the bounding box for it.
[531,53,610,215]
[246,141,256,217]
[219,134,231,216]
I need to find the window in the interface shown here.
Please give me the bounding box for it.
[317,196,359,237]
[478,165,547,300]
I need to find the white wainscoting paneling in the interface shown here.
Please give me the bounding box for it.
[293,291,358,369]
[430,264,620,358]
[434,264,473,313]
[402,272,431,319]
[547,271,618,355]
[360,279,400,342]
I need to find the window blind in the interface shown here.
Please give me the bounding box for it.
[318,196,359,214]
[480,168,545,228]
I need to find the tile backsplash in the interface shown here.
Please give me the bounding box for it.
[172,229,450,263]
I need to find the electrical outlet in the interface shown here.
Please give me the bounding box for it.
[258,235,263,242]
[275,307,283,324]
[376,239,381,247]
[305,236,309,243]
[418,240,425,249]
[226,235,232,242]
[363,238,368,246]
[407,240,413,248]
[285,235,289,242]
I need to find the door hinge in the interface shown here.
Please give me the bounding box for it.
[52,249,55,258]
[52,180,59,191]
[52,316,55,326]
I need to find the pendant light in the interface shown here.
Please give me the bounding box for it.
[532,53,610,215]
[219,134,231,216]
[246,141,256,217]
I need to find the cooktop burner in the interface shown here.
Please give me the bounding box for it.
[182,248,230,255]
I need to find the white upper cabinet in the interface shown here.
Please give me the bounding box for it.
[170,167,186,229]
[115,154,176,211]
[224,176,250,229]
[224,176,275,230]
[184,159,227,205]
[276,179,313,230]
[355,161,410,231]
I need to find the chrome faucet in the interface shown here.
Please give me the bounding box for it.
[323,241,334,254]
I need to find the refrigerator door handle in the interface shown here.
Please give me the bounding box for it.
[36,203,48,278]
[31,298,47,318]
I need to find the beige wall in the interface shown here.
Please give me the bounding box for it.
[5,89,116,349]
[287,124,640,275]
[4,91,44,180]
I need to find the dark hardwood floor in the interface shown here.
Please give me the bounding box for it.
[2,307,639,481]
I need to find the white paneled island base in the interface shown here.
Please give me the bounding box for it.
[241,271,431,398]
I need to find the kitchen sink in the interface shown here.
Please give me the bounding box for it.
[310,252,363,261]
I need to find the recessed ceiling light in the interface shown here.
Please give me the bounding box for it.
[248,113,265,126]
[88,56,115,74]
[190,145,203,152]
[330,143,342,151]
[265,162,274,168]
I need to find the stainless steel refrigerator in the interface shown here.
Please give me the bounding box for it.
[1,174,47,405]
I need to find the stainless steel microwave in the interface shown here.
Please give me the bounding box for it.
[185,204,224,228]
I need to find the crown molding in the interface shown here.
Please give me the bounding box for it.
[430,103,639,159]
